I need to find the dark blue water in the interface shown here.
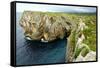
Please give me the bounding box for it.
[16,13,67,65]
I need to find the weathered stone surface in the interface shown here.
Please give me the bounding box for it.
[73,51,96,62]
[19,11,72,42]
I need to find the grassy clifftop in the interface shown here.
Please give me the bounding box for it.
[19,11,97,62]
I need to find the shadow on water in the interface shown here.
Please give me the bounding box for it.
[16,37,67,65]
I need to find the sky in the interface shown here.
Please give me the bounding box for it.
[16,3,96,13]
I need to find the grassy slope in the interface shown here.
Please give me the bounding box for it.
[65,13,96,50]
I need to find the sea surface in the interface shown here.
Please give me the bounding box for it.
[16,12,67,65]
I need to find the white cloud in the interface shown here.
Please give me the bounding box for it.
[16,2,96,13]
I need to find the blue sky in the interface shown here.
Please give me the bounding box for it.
[16,3,96,13]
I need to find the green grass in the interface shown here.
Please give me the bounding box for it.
[64,13,97,59]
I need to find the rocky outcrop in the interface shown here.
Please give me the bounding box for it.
[73,50,96,62]
[73,19,96,62]
[19,11,72,42]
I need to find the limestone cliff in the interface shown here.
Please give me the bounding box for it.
[19,11,72,42]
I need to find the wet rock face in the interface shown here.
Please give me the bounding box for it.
[19,11,72,42]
